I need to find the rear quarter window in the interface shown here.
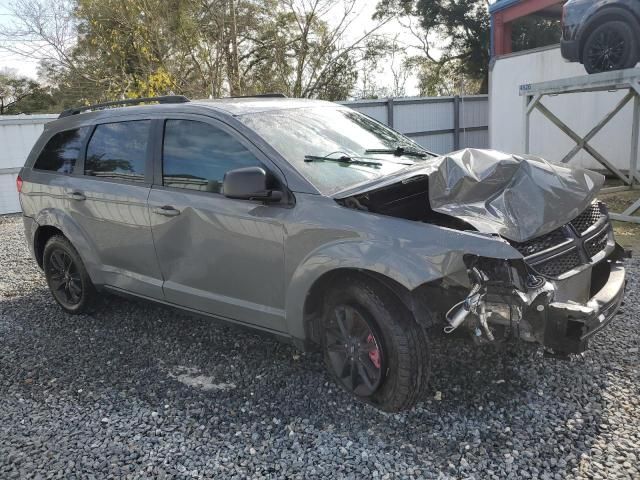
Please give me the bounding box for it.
[85,120,150,182]
[33,127,90,174]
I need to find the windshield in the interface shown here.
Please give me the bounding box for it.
[238,106,435,195]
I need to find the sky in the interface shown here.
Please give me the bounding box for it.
[0,0,422,96]
[0,0,40,78]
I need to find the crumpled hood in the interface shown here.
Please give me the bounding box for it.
[428,149,605,243]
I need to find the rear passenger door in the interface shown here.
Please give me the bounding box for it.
[23,126,91,218]
[148,117,287,333]
[64,118,164,299]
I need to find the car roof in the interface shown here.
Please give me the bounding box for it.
[189,97,337,116]
[44,96,341,132]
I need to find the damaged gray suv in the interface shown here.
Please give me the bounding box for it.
[18,95,627,411]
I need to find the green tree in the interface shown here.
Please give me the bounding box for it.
[413,58,482,97]
[375,0,560,94]
[2,0,391,104]
[0,71,54,114]
[375,0,489,92]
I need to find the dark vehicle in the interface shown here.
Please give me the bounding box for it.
[18,96,627,411]
[561,0,640,73]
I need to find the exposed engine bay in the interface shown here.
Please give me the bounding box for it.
[337,175,473,231]
[336,149,629,354]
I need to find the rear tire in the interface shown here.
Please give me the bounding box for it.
[320,276,431,412]
[43,235,96,314]
[583,20,639,74]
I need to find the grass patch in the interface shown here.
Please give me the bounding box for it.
[599,189,640,251]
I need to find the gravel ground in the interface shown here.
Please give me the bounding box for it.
[1,214,639,480]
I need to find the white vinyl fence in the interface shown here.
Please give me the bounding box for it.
[0,115,58,215]
[0,96,489,215]
[342,95,489,154]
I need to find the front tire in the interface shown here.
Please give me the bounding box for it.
[43,235,96,314]
[583,20,639,74]
[321,276,431,412]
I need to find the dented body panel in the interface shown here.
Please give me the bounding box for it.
[334,149,626,354]
[428,149,605,242]
[19,99,627,354]
[282,193,524,339]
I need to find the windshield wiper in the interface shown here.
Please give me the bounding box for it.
[304,155,382,167]
[364,146,428,158]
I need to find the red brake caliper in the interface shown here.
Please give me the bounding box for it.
[366,334,381,369]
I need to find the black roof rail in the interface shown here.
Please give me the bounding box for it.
[58,95,190,119]
[226,93,287,99]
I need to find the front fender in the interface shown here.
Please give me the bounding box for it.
[284,230,523,339]
[33,208,104,285]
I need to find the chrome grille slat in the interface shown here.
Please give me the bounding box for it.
[513,226,571,257]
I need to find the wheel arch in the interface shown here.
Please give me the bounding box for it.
[33,224,65,268]
[32,209,103,284]
[284,240,454,344]
[300,268,455,348]
[578,6,640,62]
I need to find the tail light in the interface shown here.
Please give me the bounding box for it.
[16,175,23,193]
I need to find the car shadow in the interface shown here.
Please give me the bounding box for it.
[0,285,611,477]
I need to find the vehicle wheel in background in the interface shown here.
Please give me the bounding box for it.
[321,276,431,412]
[43,235,96,314]
[583,20,638,74]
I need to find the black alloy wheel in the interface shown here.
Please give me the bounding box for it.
[324,304,384,397]
[583,21,638,74]
[46,249,83,308]
[321,276,431,411]
[43,235,96,314]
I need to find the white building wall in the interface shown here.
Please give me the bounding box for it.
[0,115,57,214]
[0,173,22,215]
[490,44,636,171]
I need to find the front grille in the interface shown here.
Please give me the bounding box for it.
[570,201,605,234]
[510,201,612,279]
[585,230,609,258]
[513,227,570,257]
[533,249,582,277]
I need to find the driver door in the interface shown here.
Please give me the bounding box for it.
[148,117,287,333]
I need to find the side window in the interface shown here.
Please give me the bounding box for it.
[162,119,263,193]
[85,120,150,182]
[33,127,89,174]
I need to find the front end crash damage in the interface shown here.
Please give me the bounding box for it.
[443,247,626,354]
[336,149,628,354]
[427,149,628,353]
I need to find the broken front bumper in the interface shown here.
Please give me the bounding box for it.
[522,261,626,354]
[443,201,626,354]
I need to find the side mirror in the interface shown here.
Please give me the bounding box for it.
[223,166,283,202]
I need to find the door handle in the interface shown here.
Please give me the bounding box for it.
[67,191,86,201]
[152,206,181,217]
